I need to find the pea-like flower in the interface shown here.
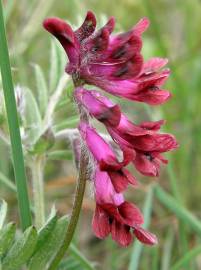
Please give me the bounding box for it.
[43,11,178,247]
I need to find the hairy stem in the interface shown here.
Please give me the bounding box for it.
[30,155,46,229]
[48,142,88,270]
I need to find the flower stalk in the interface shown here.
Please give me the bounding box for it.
[48,140,89,270]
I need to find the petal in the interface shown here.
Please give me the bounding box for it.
[133,226,158,245]
[92,205,110,239]
[88,53,143,80]
[133,152,159,177]
[43,17,79,65]
[131,88,171,105]
[79,122,120,169]
[139,120,165,131]
[111,220,133,247]
[94,168,124,206]
[75,88,121,126]
[142,57,168,74]
[132,17,150,35]
[118,201,144,226]
[75,11,96,41]
[132,134,178,152]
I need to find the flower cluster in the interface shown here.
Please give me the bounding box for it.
[43,11,178,247]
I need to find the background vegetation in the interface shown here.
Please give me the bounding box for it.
[1,0,201,269]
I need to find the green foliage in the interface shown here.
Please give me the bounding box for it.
[2,226,37,270]
[0,223,16,258]
[29,216,69,270]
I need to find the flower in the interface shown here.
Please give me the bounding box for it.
[43,12,170,105]
[44,11,178,247]
[75,87,178,176]
[92,168,157,246]
[79,122,137,192]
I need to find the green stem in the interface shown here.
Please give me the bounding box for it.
[30,156,46,229]
[0,0,32,230]
[48,143,88,270]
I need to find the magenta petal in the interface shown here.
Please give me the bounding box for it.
[132,88,171,105]
[75,88,121,126]
[118,201,144,226]
[133,226,158,245]
[92,205,110,239]
[94,168,124,206]
[142,57,168,74]
[111,220,133,247]
[79,122,120,169]
[75,11,96,41]
[133,17,150,35]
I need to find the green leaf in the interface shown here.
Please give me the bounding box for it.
[0,223,16,257]
[0,200,7,229]
[69,244,95,270]
[47,150,73,161]
[29,216,68,270]
[34,213,58,252]
[29,129,55,155]
[33,64,48,117]
[22,87,42,144]
[58,256,83,270]
[2,226,37,270]
[49,41,59,93]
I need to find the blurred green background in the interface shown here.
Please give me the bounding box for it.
[1,0,201,269]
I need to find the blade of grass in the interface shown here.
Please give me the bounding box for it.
[0,0,32,230]
[69,244,95,270]
[161,229,174,270]
[155,185,201,236]
[171,245,201,270]
[128,184,155,270]
[0,171,16,192]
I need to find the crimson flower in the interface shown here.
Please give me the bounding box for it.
[43,12,170,105]
[43,11,178,247]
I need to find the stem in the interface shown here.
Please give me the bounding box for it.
[30,156,46,229]
[0,0,32,230]
[48,143,88,270]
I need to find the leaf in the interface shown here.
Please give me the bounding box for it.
[29,129,55,155]
[22,87,42,144]
[29,216,68,270]
[58,256,83,270]
[0,223,16,257]
[33,64,48,117]
[34,213,58,252]
[47,150,73,161]
[2,226,37,270]
[49,41,59,93]
[69,244,95,270]
[0,200,7,229]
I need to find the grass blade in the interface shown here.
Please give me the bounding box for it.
[128,184,155,270]
[171,245,201,270]
[0,0,32,230]
[155,185,201,236]
[0,171,16,192]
